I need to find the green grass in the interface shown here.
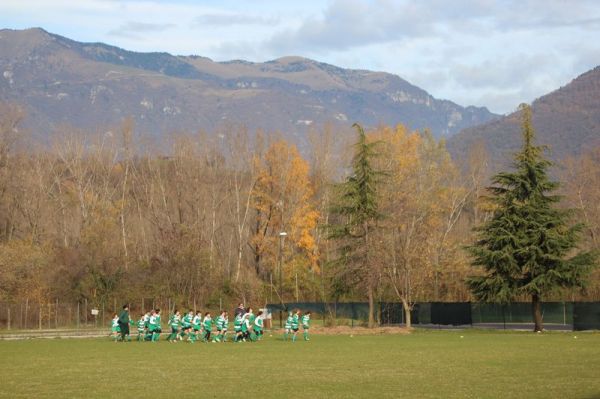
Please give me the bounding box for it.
[1,330,599,398]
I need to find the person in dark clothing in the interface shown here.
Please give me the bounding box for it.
[118,304,130,341]
[234,303,246,318]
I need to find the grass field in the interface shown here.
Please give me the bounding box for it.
[1,330,599,399]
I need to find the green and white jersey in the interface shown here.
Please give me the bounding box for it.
[111,317,120,332]
[149,314,160,330]
[182,314,193,328]
[203,316,213,331]
[234,315,242,332]
[254,316,263,330]
[222,316,229,330]
[137,318,146,332]
[248,313,255,326]
[216,315,225,330]
[169,314,180,328]
[302,314,310,328]
[192,315,202,329]
[143,314,150,327]
[241,317,249,333]
[291,314,299,329]
[285,314,293,329]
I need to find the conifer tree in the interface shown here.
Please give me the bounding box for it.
[467,104,596,332]
[329,123,384,327]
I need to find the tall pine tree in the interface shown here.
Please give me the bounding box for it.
[328,123,384,327]
[467,104,596,332]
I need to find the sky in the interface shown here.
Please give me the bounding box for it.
[1,0,599,114]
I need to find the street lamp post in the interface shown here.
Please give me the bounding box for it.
[278,231,287,328]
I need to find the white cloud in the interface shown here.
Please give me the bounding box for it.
[194,13,279,27]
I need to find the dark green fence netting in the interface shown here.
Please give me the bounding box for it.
[265,301,596,329]
[573,302,600,331]
[472,302,573,325]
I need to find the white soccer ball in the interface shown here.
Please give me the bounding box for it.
[460,336,464,338]
[350,335,353,338]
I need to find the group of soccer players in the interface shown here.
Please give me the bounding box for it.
[111,305,312,343]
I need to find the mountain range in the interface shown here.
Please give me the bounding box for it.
[0,28,496,144]
[448,66,600,166]
[1,28,599,165]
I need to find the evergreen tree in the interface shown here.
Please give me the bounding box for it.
[328,123,384,327]
[466,104,596,332]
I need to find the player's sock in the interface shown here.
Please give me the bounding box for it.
[283,332,288,341]
[292,334,296,342]
[304,331,308,340]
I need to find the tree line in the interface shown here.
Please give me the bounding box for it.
[0,102,599,328]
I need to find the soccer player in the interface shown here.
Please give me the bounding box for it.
[215,311,226,342]
[181,310,193,341]
[143,311,151,329]
[111,314,120,342]
[240,313,250,342]
[291,310,300,342]
[233,312,243,342]
[190,311,202,343]
[283,311,293,341]
[203,312,214,342]
[302,311,311,341]
[136,313,146,342]
[253,310,264,341]
[246,308,256,341]
[221,311,229,342]
[149,308,162,342]
[167,310,181,342]
[144,310,155,341]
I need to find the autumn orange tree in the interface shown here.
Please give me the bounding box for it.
[251,139,319,302]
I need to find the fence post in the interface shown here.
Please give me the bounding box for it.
[77,302,80,330]
[7,306,11,330]
[25,298,29,330]
[334,302,337,326]
[38,304,42,330]
[48,302,51,329]
[55,298,59,329]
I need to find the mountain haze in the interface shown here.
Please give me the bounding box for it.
[0,28,497,142]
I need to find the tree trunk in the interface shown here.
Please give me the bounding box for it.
[532,293,543,332]
[367,283,375,328]
[401,297,411,328]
